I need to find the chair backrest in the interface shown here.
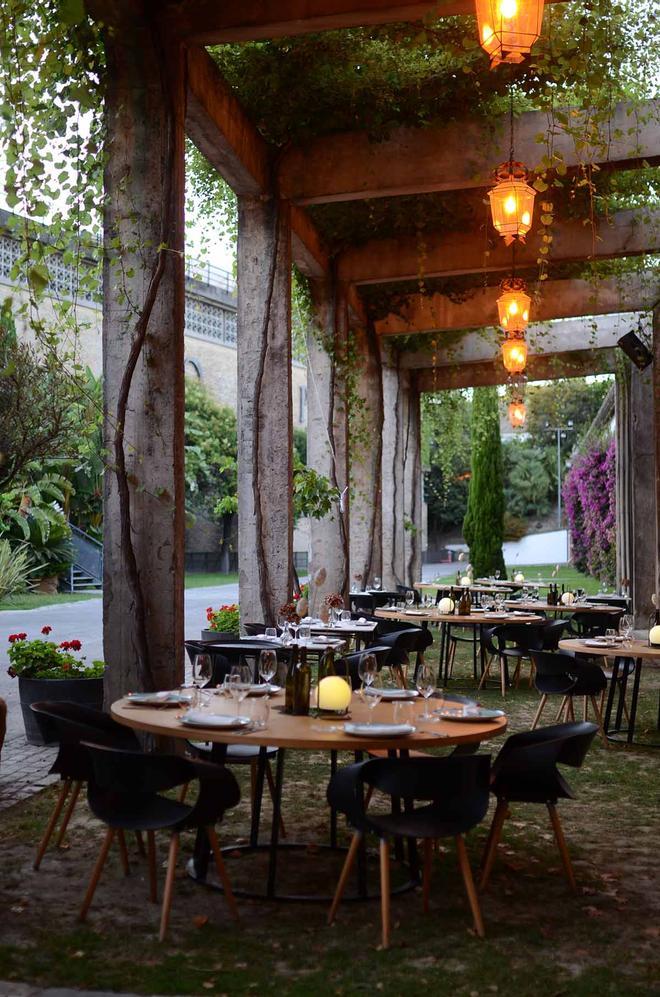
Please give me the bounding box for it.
[30,701,140,780]
[570,611,622,638]
[493,721,598,780]
[242,622,268,636]
[337,646,392,688]
[184,641,232,686]
[541,619,568,650]
[379,628,434,653]
[350,593,376,614]
[529,649,578,677]
[480,625,503,655]
[497,623,546,651]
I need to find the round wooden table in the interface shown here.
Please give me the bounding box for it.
[111,693,507,899]
[559,638,660,746]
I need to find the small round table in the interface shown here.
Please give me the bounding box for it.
[111,694,507,899]
[559,638,660,746]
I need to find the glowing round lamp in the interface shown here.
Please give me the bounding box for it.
[508,398,526,428]
[560,591,576,606]
[498,277,531,334]
[502,332,528,375]
[648,625,660,647]
[514,572,525,583]
[460,576,471,587]
[438,597,455,614]
[475,0,545,68]
[318,676,352,714]
[488,162,536,244]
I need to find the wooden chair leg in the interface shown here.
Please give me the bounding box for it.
[135,831,147,857]
[555,696,568,722]
[583,696,588,721]
[547,804,577,894]
[34,779,71,870]
[456,835,485,937]
[477,655,492,690]
[531,694,547,730]
[422,838,433,913]
[79,828,115,921]
[117,829,130,876]
[328,831,362,924]
[479,799,508,891]
[500,657,507,698]
[379,838,391,950]
[206,826,240,922]
[178,782,189,804]
[589,696,609,748]
[159,833,179,942]
[265,761,287,838]
[55,780,82,848]
[147,830,158,903]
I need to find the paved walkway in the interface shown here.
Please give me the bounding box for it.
[0,582,238,811]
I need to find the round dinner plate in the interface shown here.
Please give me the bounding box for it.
[582,638,622,648]
[126,692,190,707]
[364,687,419,700]
[344,722,416,738]
[180,712,251,729]
[434,707,504,723]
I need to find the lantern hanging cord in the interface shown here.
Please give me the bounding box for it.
[509,86,515,165]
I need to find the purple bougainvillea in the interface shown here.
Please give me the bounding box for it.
[563,439,616,585]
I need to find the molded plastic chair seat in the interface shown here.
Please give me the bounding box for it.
[530,650,608,739]
[567,611,623,638]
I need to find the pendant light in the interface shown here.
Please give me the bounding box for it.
[475,0,545,69]
[497,276,531,334]
[501,329,528,374]
[488,93,536,243]
[508,395,527,428]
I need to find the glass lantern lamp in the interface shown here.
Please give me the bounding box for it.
[501,331,528,375]
[508,397,527,428]
[475,0,545,68]
[488,161,536,243]
[497,276,531,333]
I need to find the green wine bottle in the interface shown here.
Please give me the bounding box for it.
[292,646,311,716]
[284,644,299,715]
[318,646,336,686]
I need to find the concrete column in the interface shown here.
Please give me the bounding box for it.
[306,278,349,609]
[615,363,632,594]
[629,360,656,626]
[654,304,660,605]
[102,19,186,700]
[350,321,383,589]
[381,357,423,588]
[237,197,293,625]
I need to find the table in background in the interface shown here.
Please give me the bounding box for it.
[111,693,507,899]
[559,638,660,746]
[310,620,377,651]
[504,601,623,616]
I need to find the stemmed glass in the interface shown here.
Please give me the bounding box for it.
[415,662,437,721]
[259,649,278,688]
[494,570,501,581]
[405,590,415,608]
[358,652,378,689]
[619,614,634,647]
[364,673,382,724]
[372,576,382,591]
[192,653,212,707]
[226,664,251,716]
[289,620,300,643]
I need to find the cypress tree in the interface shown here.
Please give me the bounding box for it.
[462,386,506,578]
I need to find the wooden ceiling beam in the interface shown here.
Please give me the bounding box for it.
[374,276,658,336]
[338,209,660,284]
[416,348,618,391]
[279,100,660,204]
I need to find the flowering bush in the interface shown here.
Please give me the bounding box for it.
[324,592,344,609]
[7,626,104,680]
[205,604,240,632]
[563,439,616,585]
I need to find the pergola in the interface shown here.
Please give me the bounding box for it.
[92,1,660,697]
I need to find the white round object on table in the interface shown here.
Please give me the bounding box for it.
[318,676,352,711]
[514,572,525,583]
[460,576,471,587]
[438,597,455,614]
[648,625,660,647]
[560,591,575,606]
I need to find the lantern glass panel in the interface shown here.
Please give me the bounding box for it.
[497,286,531,333]
[488,174,536,241]
[502,335,528,375]
[508,400,527,428]
[475,0,545,67]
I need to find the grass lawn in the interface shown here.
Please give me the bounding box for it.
[184,572,239,589]
[0,641,657,995]
[503,564,605,595]
[0,592,100,612]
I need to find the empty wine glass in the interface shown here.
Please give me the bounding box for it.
[364,673,382,723]
[619,613,634,646]
[192,653,212,707]
[415,663,436,721]
[264,627,277,640]
[259,649,277,686]
[227,664,251,715]
[358,652,378,688]
[405,590,415,607]
[494,570,501,581]
[393,700,415,726]
[372,576,382,591]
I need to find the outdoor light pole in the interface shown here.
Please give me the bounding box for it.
[545,421,574,528]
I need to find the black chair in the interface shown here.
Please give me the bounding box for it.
[541,618,568,650]
[79,744,240,941]
[327,755,490,948]
[529,650,608,741]
[242,622,269,636]
[349,593,376,615]
[567,611,622,638]
[396,584,421,606]
[29,702,142,870]
[480,722,598,894]
[333,647,392,690]
[370,627,434,684]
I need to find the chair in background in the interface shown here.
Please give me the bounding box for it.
[529,650,608,742]
[480,722,598,894]
[396,584,421,605]
[567,611,622,638]
[327,755,490,948]
[29,702,142,871]
[79,744,240,941]
[370,627,434,685]
[349,592,376,615]
[541,618,569,650]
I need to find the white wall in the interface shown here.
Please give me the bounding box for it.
[503,529,569,567]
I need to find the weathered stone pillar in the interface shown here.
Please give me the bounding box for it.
[350,321,384,590]
[306,278,349,610]
[381,355,423,588]
[615,362,632,594]
[102,17,186,700]
[237,197,293,625]
[654,304,660,606]
[629,359,656,626]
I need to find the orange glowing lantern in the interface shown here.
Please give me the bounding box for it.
[501,331,528,375]
[508,397,527,428]
[488,161,536,244]
[497,276,531,334]
[475,0,545,68]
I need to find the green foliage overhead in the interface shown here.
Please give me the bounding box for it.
[185,377,238,521]
[462,387,506,578]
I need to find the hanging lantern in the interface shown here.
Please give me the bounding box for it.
[475,0,545,69]
[497,276,531,333]
[488,161,536,244]
[501,330,528,375]
[508,396,527,428]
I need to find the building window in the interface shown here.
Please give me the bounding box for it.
[298,385,307,425]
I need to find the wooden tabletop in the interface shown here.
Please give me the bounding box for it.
[560,638,660,660]
[414,581,515,594]
[375,608,545,625]
[506,600,622,614]
[111,692,507,752]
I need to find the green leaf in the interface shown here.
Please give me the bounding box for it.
[59,0,85,26]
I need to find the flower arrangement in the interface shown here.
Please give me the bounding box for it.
[278,602,300,624]
[205,604,240,633]
[324,592,344,610]
[7,626,104,680]
[563,439,616,586]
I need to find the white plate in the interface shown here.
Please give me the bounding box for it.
[344,722,416,738]
[180,712,251,729]
[126,692,190,707]
[404,609,424,615]
[241,634,281,643]
[435,707,504,723]
[364,687,419,700]
[582,638,621,648]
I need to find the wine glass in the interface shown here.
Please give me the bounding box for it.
[259,649,277,687]
[358,652,378,688]
[192,653,212,707]
[619,614,634,646]
[372,576,381,591]
[405,590,415,607]
[227,664,251,716]
[494,570,501,581]
[415,662,436,721]
[289,620,300,643]
[364,673,382,723]
[264,627,277,640]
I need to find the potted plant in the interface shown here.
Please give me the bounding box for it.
[202,603,240,642]
[7,627,105,745]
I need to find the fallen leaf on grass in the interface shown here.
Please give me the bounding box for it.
[193,914,209,928]
[202,981,215,990]
[582,906,604,918]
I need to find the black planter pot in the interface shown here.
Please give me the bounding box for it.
[18,675,104,745]
[200,629,237,642]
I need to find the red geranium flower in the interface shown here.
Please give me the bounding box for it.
[18,633,26,640]
[69,639,82,651]
[59,641,71,650]
[41,625,52,635]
